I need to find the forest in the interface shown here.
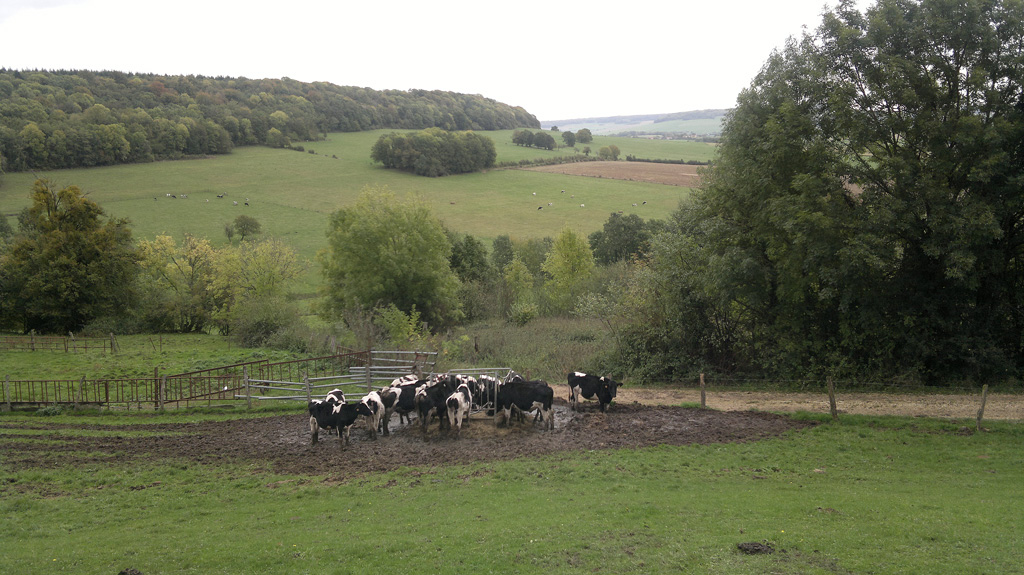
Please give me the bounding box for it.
[0,69,539,171]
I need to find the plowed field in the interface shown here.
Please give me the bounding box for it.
[525,161,702,187]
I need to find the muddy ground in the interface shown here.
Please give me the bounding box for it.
[1,401,811,479]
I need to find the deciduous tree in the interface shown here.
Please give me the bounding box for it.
[319,187,463,328]
[0,180,139,333]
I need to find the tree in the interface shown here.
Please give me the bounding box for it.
[589,212,652,264]
[0,180,139,333]
[542,226,595,314]
[223,222,235,243]
[212,237,306,339]
[623,0,1024,383]
[576,128,593,143]
[233,214,262,241]
[598,144,621,160]
[319,186,463,328]
[447,231,492,283]
[491,234,515,271]
[561,131,576,147]
[138,234,218,332]
[531,132,556,150]
[582,146,591,156]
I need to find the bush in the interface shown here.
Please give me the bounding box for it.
[509,301,538,326]
[229,296,303,348]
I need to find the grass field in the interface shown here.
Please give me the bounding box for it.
[0,409,1020,574]
[0,131,705,295]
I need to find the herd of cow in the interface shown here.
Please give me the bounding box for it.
[307,371,621,448]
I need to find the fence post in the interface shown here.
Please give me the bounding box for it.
[244,366,251,410]
[700,373,706,409]
[110,333,118,354]
[827,376,838,421]
[365,350,373,392]
[976,384,989,431]
[158,376,166,411]
[3,375,10,412]
[76,375,85,408]
[305,372,313,403]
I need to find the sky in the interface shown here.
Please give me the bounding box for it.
[0,0,844,121]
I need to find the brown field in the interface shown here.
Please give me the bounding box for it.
[524,161,703,187]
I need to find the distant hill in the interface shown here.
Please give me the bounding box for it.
[0,69,540,172]
[542,109,729,137]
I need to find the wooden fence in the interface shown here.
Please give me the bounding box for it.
[0,333,116,353]
[1,350,372,410]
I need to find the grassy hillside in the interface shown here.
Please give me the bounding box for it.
[0,131,706,295]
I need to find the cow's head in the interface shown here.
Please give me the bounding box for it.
[600,376,621,399]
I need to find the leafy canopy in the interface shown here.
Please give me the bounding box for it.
[621,0,1024,383]
[318,186,463,329]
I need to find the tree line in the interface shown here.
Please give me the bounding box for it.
[0,69,540,171]
[0,180,305,346]
[370,129,496,176]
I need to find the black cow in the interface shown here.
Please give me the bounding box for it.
[495,379,554,430]
[378,379,423,434]
[415,375,460,433]
[308,400,362,448]
[567,371,620,412]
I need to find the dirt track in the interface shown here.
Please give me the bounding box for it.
[617,388,1023,420]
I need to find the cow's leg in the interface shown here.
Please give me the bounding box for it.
[309,416,319,445]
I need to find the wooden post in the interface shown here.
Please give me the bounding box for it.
[365,351,373,392]
[700,373,706,409]
[976,384,989,431]
[70,332,77,353]
[76,375,85,408]
[243,366,251,410]
[827,376,838,421]
[3,375,11,412]
[305,373,313,403]
[158,376,166,411]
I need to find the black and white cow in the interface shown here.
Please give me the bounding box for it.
[325,388,346,405]
[567,372,620,412]
[495,379,554,430]
[308,389,348,438]
[357,391,386,440]
[378,378,423,434]
[415,375,460,433]
[445,383,473,438]
[308,400,362,447]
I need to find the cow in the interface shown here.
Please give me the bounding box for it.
[495,379,554,430]
[567,372,620,412]
[357,391,386,440]
[325,388,346,405]
[445,383,473,438]
[308,389,347,438]
[415,375,460,434]
[378,378,423,434]
[308,400,362,448]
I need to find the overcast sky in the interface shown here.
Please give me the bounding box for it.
[0,0,844,121]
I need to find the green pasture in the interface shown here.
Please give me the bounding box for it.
[0,131,702,295]
[0,411,1020,574]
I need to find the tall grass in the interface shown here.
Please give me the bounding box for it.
[0,413,1020,574]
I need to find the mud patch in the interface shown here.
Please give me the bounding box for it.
[1,402,812,480]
